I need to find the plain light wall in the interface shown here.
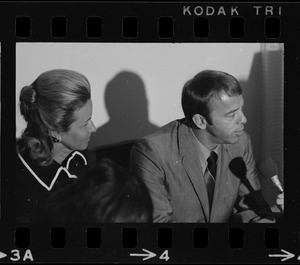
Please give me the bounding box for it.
[16,42,261,146]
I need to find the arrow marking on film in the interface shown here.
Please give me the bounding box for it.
[0,252,7,260]
[269,249,295,262]
[130,248,156,261]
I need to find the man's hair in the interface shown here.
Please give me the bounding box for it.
[181,70,242,124]
[43,159,153,223]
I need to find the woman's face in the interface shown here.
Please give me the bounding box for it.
[60,99,96,151]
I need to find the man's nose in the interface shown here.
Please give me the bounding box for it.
[238,110,247,124]
[240,111,247,124]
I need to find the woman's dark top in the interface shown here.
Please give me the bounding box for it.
[15,140,89,222]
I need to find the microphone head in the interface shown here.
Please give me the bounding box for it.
[256,157,278,179]
[229,157,247,181]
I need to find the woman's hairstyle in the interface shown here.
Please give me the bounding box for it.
[19,69,91,166]
[181,70,242,125]
[44,159,153,223]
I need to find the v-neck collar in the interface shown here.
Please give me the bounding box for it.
[17,147,87,191]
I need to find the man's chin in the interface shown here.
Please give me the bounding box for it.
[225,136,240,144]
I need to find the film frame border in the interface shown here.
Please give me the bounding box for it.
[1,1,300,263]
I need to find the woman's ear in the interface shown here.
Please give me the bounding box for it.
[192,114,207,130]
[51,132,62,143]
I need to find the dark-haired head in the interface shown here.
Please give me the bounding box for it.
[44,159,153,223]
[181,70,242,125]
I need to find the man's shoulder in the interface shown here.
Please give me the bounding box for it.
[142,119,185,141]
[132,119,187,155]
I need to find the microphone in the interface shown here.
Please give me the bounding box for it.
[256,157,283,193]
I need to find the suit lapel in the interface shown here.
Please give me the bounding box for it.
[178,121,210,222]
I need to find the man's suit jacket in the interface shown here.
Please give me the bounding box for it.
[130,119,274,223]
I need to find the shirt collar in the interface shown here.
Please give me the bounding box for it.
[189,127,220,174]
[17,146,87,191]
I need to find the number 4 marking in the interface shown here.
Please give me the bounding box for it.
[159,250,170,261]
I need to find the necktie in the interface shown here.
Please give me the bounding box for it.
[205,151,218,211]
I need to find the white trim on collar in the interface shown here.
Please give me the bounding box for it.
[17,150,86,191]
[65,151,87,169]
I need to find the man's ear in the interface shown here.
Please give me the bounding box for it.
[192,114,207,130]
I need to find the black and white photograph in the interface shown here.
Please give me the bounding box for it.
[15,42,284,224]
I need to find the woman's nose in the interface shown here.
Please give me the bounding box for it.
[89,120,97,133]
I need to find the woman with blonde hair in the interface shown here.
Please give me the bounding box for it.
[16,69,96,222]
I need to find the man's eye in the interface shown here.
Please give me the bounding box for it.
[228,112,235,118]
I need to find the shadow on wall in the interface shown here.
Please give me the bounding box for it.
[239,51,263,161]
[239,51,270,205]
[88,71,160,167]
[239,49,284,208]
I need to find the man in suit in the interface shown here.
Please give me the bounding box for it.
[130,70,275,223]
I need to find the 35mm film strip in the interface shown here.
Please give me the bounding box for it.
[1,1,300,264]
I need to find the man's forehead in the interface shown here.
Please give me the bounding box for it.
[219,93,232,102]
[210,93,243,110]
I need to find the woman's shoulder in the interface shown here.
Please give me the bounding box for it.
[61,150,90,179]
[16,143,59,190]
[16,139,30,175]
